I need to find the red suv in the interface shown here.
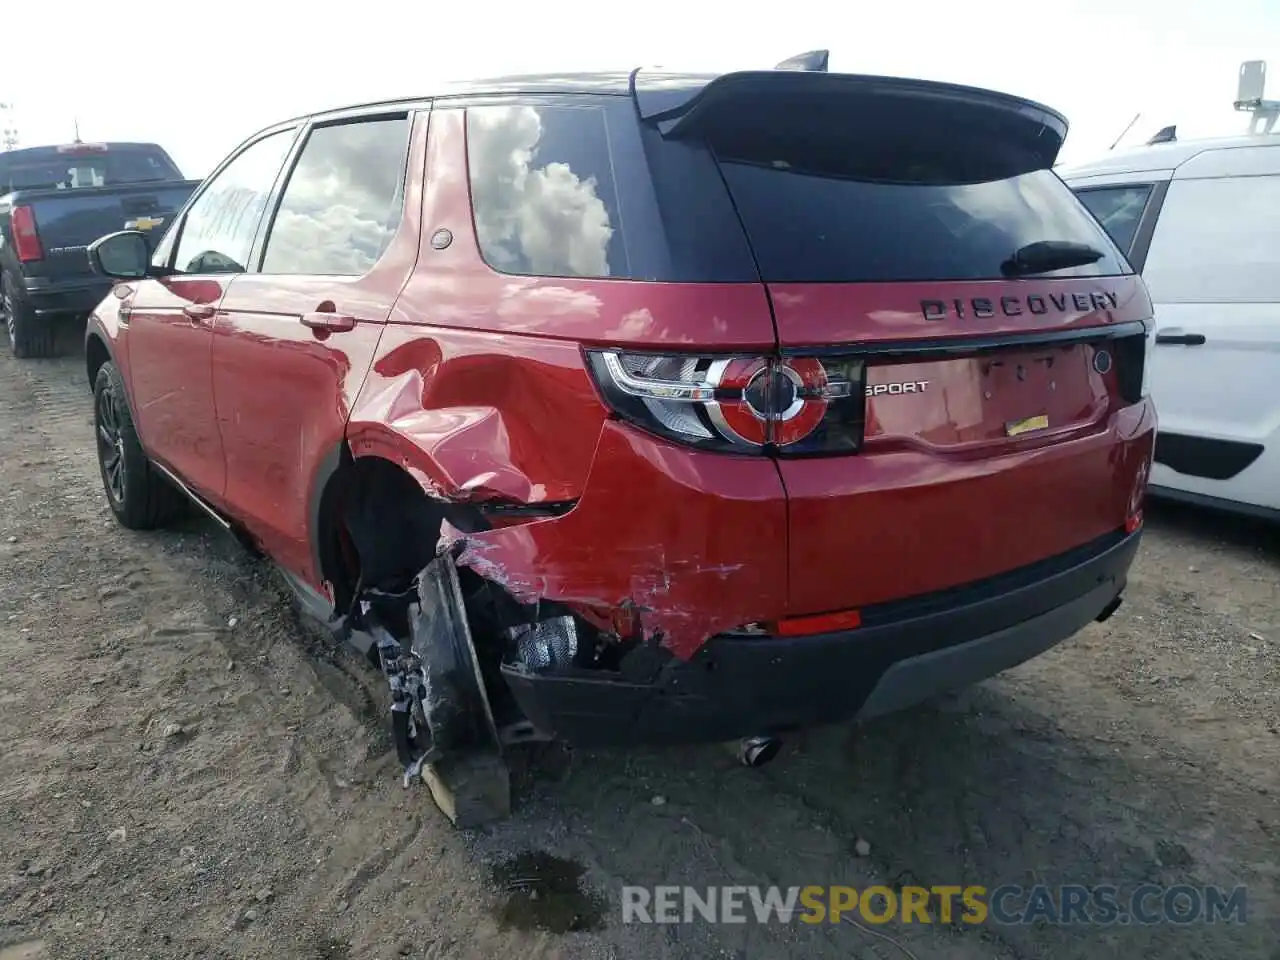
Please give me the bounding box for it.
[85,61,1155,770]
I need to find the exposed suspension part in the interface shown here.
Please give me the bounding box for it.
[353,554,504,788]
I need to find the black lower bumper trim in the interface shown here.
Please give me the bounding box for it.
[23,280,110,318]
[501,529,1141,746]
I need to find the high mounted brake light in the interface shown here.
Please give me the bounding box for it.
[11,205,43,262]
[56,142,108,154]
[586,350,867,454]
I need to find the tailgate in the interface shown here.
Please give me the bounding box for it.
[772,277,1152,615]
[20,181,198,282]
[686,70,1154,615]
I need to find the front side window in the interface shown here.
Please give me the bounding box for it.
[466,103,627,279]
[1075,184,1153,255]
[260,116,411,276]
[172,128,296,275]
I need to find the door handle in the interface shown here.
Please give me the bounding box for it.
[182,303,217,324]
[300,312,357,333]
[1154,332,1206,346]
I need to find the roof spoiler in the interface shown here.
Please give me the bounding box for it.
[640,71,1068,170]
[774,50,829,72]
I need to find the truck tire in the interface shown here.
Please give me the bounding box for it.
[2,276,56,359]
[93,361,182,529]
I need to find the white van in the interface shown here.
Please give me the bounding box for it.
[1059,62,1280,520]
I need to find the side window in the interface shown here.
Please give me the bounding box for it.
[466,103,628,279]
[260,116,410,276]
[171,128,296,275]
[1075,185,1152,255]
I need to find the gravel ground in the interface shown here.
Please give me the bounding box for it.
[0,344,1277,960]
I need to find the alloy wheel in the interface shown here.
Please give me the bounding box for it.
[96,384,127,505]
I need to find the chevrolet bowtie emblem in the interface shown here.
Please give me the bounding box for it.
[126,216,164,231]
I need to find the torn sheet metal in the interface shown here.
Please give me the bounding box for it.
[409,553,501,753]
[438,421,790,661]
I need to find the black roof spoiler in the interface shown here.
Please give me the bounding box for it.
[632,69,1070,173]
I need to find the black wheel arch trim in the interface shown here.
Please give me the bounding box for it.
[309,442,352,617]
[1153,431,1264,481]
[84,319,146,448]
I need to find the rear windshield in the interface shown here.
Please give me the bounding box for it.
[0,145,181,193]
[710,138,1132,284]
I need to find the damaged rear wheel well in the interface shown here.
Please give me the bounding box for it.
[318,452,447,618]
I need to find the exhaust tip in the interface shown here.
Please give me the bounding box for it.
[738,736,783,768]
[1095,595,1124,624]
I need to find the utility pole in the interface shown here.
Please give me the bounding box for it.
[0,101,18,151]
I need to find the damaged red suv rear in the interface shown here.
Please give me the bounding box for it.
[84,58,1155,772]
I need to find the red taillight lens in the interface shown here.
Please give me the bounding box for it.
[586,350,867,454]
[11,205,43,262]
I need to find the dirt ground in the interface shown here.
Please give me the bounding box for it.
[0,343,1277,960]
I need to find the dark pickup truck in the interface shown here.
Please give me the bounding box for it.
[1,141,199,357]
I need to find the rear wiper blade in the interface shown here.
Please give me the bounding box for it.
[1000,240,1104,277]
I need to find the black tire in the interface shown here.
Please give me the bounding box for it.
[3,275,56,359]
[93,361,182,529]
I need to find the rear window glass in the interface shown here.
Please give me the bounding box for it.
[466,104,629,279]
[0,146,180,192]
[711,142,1131,283]
[1074,184,1152,254]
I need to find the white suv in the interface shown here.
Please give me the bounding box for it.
[1060,72,1280,521]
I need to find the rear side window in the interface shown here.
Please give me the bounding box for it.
[1075,185,1152,254]
[710,138,1131,283]
[466,104,628,279]
[261,116,410,276]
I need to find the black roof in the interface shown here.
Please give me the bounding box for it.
[300,69,721,123]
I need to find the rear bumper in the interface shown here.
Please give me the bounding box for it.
[501,528,1140,746]
[20,276,110,318]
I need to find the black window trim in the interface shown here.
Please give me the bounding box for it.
[249,107,420,277]
[1073,179,1170,274]
[156,123,303,274]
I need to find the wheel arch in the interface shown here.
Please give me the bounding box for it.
[84,318,146,445]
[309,441,488,618]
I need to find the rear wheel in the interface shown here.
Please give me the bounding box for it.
[93,361,181,529]
[2,276,55,359]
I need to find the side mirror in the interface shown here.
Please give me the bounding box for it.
[88,230,151,280]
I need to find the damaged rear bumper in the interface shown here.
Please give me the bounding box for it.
[500,528,1140,746]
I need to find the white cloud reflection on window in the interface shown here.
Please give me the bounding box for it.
[466,104,618,279]
[260,117,409,276]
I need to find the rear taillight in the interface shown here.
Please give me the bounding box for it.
[11,205,43,262]
[586,350,867,454]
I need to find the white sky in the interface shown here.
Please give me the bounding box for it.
[2,0,1278,177]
